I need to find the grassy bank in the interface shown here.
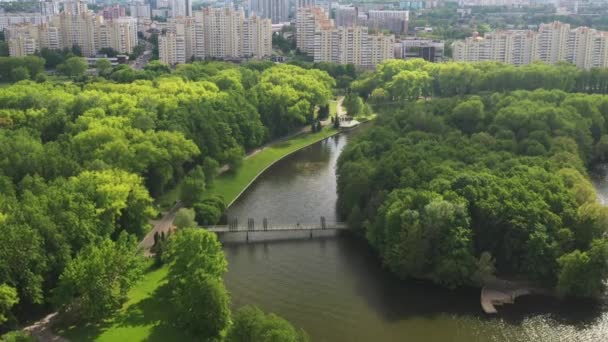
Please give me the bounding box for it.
[158,126,339,209]
[209,126,339,206]
[56,265,198,342]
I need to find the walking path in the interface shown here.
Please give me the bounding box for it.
[23,313,67,342]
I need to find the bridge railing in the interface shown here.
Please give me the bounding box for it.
[205,221,348,233]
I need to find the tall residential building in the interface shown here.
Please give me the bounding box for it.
[158,7,271,65]
[101,5,126,20]
[296,0,315,10]
[335,6,358,27]
[6,0,138,57]
[296,6,333,55]
[130,4,151,18]
[171,0,192,17]
[250,0,288,24]
[40,1,61,16]
[313,25,393,67]
[453,22,608,69]
[367,10,409,34]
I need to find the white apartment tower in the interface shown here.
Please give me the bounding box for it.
[171,0,192,17]
[453,22,608,69]
[7,0,138,57]
[158,7,271,65]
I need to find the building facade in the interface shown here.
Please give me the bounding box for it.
[250,0,288,24]
[171,0,192,17]
[158,7,272,65]
[395,38,445,62]
[6,0,138,57]
[453,22,608,69]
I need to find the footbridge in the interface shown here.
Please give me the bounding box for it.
[205,217,349,243]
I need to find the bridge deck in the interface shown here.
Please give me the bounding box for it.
[206,222,348,233]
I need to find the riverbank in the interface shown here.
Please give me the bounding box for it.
[55,127,340,341]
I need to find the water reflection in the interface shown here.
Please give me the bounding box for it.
[223,136,608,342]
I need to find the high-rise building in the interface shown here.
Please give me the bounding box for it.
[250,0,288,24]
[158,7,272,65]
[313,25,394,68]
[7,0,138,57]
[40,1,61,16]
[296,6,333,55]
[453,22,608,69]
[367,10,409,34]
[335,6,358,28]
[101,5,126,20]
[130,4,151,18]
[171,0,192,17]
[296,0,315,10]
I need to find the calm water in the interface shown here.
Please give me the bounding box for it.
[223,134,608,342]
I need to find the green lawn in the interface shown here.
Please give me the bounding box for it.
[208,126,339,206]
[158,126,339,209]
[57,265,198,342]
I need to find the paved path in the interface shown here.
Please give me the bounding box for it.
[23,313,68,342]
[140,201,182,252]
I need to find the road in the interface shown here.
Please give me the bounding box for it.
[131,40,153,70]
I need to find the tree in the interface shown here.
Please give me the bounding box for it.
[173,208,197,229]
[343,94,363,116]
[180,166,206,206]
[95,58,113,77]
[557,239,608,298]
[53,233,145,322]
[171,273,231,338]
[0,284,18,325]
[10,66,29,82]
[448,98,485,135]
[58,57,87,78]
[0,331,34,342]
[227,305,309,342]
[164,228,227,282]
[202,157,220,184]
[164,229,230,337]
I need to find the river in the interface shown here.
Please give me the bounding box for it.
[223,133,608,342]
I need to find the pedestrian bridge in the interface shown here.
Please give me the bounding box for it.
[205,217,349,243]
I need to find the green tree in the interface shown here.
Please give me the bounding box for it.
[0,284,18,325]
[343,94,363,116]
[171,273,231,338]
[53,233,145,322]
[10,67,29,82]
[173,208,197,229]
[202,157,220,184]
[164,229,230,337]
[95,58,112,77]
[180,166,206,206]
[58,57,87,78]
[227,305,308,342]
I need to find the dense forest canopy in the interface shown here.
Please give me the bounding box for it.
[0,61,334,332]
[339,59,608,296]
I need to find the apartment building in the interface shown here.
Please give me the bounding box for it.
[250,0,288,24]
[313,25,394,68]
[367,10,409,34]
[298,6,394,68]
[171,0,192,17]
[158,7,272,65]
[6,1,138,57]
[296,6,333,55]
[453,22,608,69]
